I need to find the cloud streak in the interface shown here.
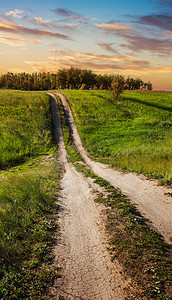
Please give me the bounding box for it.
[49,49,151,72]
[121,35,172,55]
[96,22,134,33]
[50,49,126,62]
[96,21,172,55]
[34,17,57,28]
[121,34,172,54]
[0,34,40,46]
[0,22,71,40]
[25,56,172,75]
[137,14,172,31]
[97,43,119,54]
[52,8,85,20]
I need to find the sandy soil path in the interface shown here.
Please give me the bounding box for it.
[56,93,172,244]
[49,94,126,299]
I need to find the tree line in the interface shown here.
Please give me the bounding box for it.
[0,68,152,91]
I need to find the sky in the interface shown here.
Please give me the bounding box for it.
[0,0,172,90]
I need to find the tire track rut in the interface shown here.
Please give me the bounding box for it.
[49,93,126,299]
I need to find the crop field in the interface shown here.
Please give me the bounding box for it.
[0,90,59,299]
[63,90,172,184]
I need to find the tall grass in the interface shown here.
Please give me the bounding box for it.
[0,158,59,299]
[0,90,55,169]
[0,90,59,298]
[0,166,55,263]
[63,90,172,183]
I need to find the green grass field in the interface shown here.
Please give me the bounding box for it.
[0,90,55,169]
[1,89,171,298]
[62,90,172,184]
[0,90,59,299]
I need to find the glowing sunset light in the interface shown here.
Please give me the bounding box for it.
[0,0,172,90]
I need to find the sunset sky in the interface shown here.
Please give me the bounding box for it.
[0,0,172,90]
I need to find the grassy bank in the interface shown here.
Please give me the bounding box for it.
[62,90,172,184]
[0,91,59,299]
[57,93,172,299]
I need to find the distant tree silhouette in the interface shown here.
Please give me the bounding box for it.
[0,68,152,91]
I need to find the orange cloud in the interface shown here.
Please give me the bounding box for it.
[0,22,16,30]
[49,49,147,65]
[24,56,172,80]
[70,51,124,61]
[163,31,172,35]
[96,23,134,33]
[50,49,126,61]
[147,66,172,73]
[0,34,40,46]
[25,60,60,73]
[48,50,171,74]
[0,22,71,40]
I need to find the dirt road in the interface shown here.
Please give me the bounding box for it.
[56,93,172,244]
[49,94,126,299]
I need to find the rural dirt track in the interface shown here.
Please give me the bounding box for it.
[49,93,127,299]
[56,93,172,244]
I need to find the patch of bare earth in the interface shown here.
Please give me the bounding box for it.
[56,93,172,244]
[49,94,127,299]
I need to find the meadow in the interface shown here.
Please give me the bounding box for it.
[0,90,59,298]
[0,90,55,169]
[0,89,171,298]
[63,90,172,184]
